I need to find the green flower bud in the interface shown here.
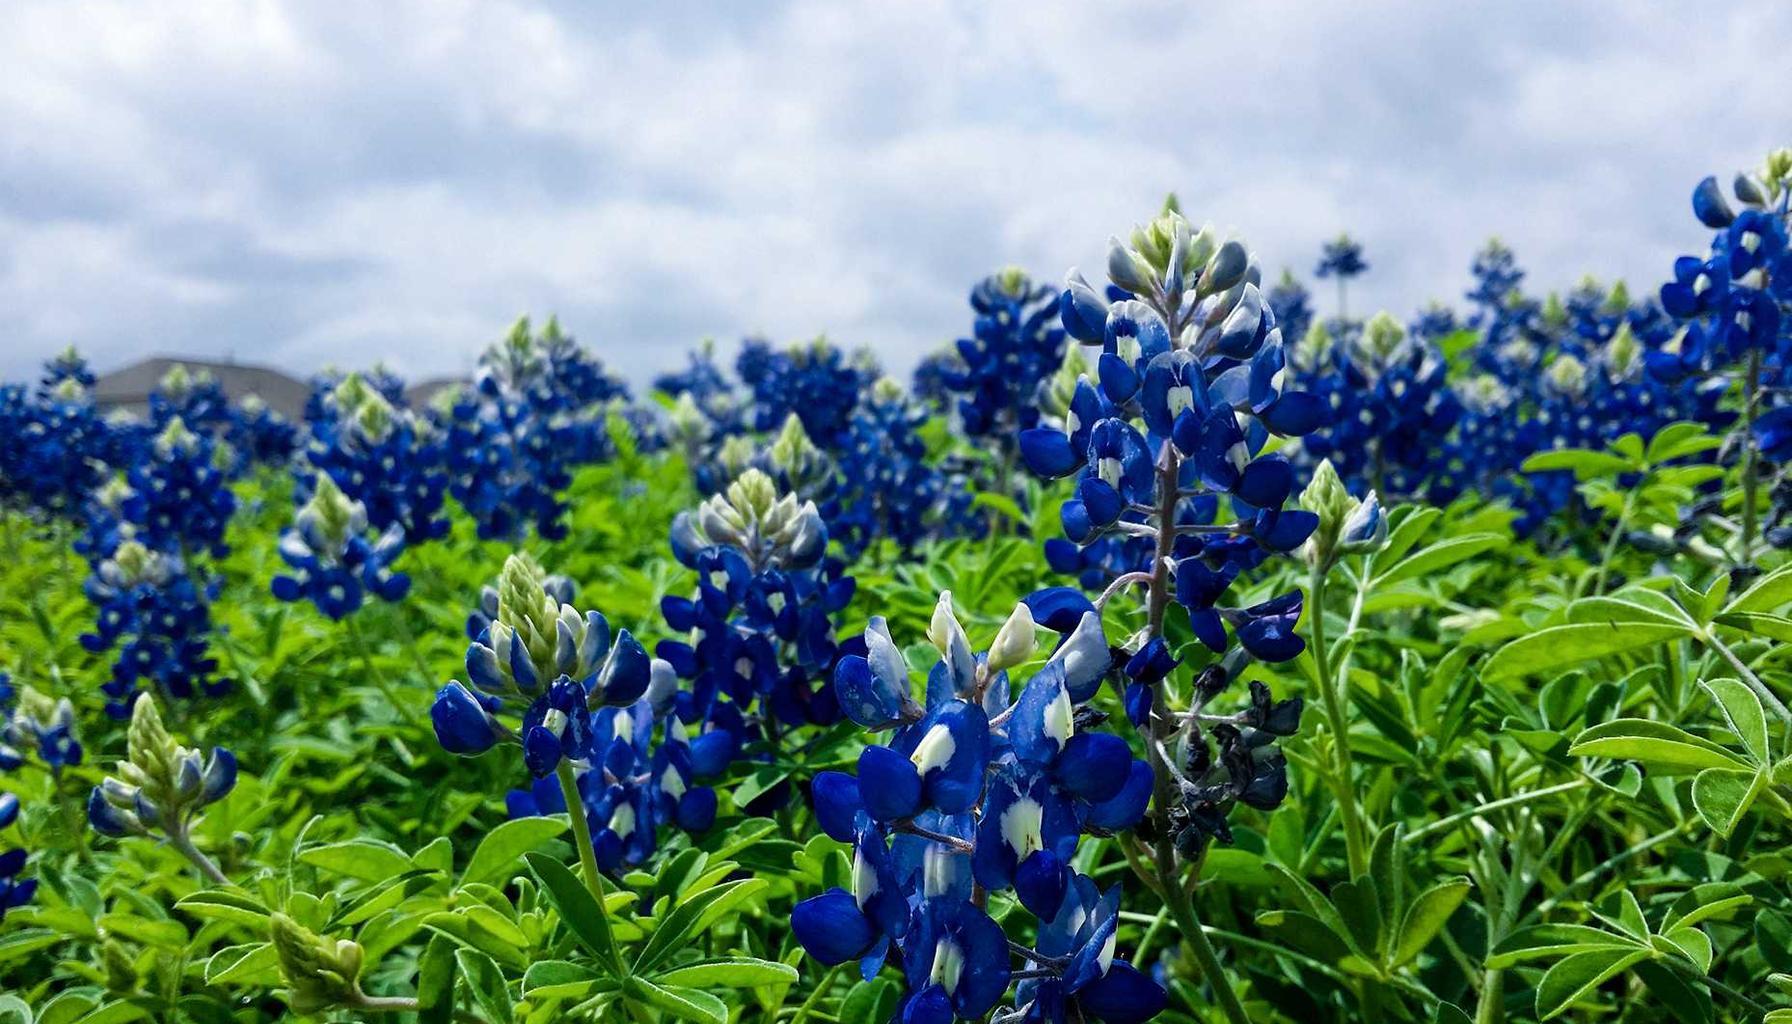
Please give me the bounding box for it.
[271,913,365,1014]
[102,938,138,994]
[154,418,200,458]
[496,553,564,682]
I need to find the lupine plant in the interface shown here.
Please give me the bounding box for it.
[13,149,1792,1024]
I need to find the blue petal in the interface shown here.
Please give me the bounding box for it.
[791,889,877,965]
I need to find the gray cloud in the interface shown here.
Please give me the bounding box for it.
[1,0,1787,387]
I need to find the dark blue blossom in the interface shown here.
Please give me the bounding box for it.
[271,474,410,620]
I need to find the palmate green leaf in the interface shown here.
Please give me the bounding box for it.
[654,957,799,989]
[525,852,622,975]
[1569,719,1751,773]
[1634,961,1715,1024]
[1392,878,1472,968]
[1701,676,1769,762]
[1536,947,1652,1019]
[626,977,728,1024]
[1691,767,1766,837]
[633,878,769,975]
[1656,925,1715,973]
[1484,619,1695,681]
[462,816,569,887]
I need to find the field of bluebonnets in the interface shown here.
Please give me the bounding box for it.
[2,152,1792,1024]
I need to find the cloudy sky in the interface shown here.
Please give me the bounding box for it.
[2,1,1787,388]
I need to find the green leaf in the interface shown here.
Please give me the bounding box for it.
[1714,611,1792,644]
[1330,879,1382,958]
[1645,421,1721,464]
[626,977,728,1024]
[1487,925,1641,969]
[1536,948,1651,1019]
[1520,449,1635,479]
[1483,622,1692,681]
[0,929,62,964]
[839,979,904,1024]
[525,852,621,975]
[1725,563,1792,615]
[175,889,273,931]
[204,943,279,985]
[298,839,415,883]
[462,817,569,887]
[1633,961,1714,1024]
[1568,719,1751,773]
[417,934,458,1024]
[523,960,610,1001]
[1701,676,1769,762]
[1372,534,1505,588]
[633,879,768,975]
[1691,767,1765,837]
[454,948,513,1024]
[654,957,799,989]
[1392,878,1472,968]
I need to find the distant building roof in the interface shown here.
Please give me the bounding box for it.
[93,356,312,421]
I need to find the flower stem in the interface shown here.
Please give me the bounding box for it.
[1704,631,1792,725]
[1308,562,1368,877]
[1741,347,1764,564]
[555,758,622,971]
[166,824,233,887]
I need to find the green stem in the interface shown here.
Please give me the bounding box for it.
[555,759,625,974]
[1403,780,1589,845]
[1741,348,1764,565]
[1476,969,1504,1024]
[1309,562,1368,877]
[1159,870,1251,1024]
[166,824,233,887]
[1591,489,1634,594]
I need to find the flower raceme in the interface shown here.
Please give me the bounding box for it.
[793,592,1164,1024]
[271,474,410,620]
[1018,203,1322,665]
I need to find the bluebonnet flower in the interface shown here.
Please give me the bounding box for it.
[1298,313,1463,502]
[436,553,655,771]
[2,686,84,777]
[1315,233,1369,322]
[434,554,694,873]
[0,673,32,922]
[911,349,958,411]
[1265,269,1314,352]
[793,594,1164,1024]
[658,469,856,813]
[148,364,234,435]
[80,538,225,717]
[271,475,410,619]
[1650,153,1791,385]
[304,374,451,544]
[744,337,878,450]
[86,695,237,888]
[1019,203,1322,661]
[943,268,1068,443]
[834,378,949,557]
[118,418,239,559]
[0,352,114,520]
[226,394,300,468]
[444,320,588,541]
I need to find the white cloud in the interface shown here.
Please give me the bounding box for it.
[1,0,1786,387]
